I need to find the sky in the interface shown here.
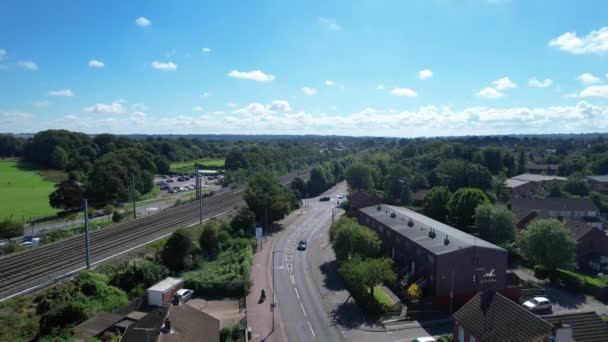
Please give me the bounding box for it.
[1,0,608,137]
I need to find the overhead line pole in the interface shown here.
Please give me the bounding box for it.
[131,175,136,219]
[197,163,203,225]
[83,198,91,269]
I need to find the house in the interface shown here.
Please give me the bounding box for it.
[587,175,608,193]
[563,219,608,272]
[147,277,184,306]
[347,191,382,214]
[411,189,428,207]
[510,197,600,222]
[526,162,559,175]
[543,311,608,342]
[453,273,571,342]
[505,178,536,198]
[511,173,567,183]
[122,302,221,342]
[358,205,514,310]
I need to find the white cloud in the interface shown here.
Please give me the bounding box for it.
[325,80,335,86]
[151,61,177,71]
[131,103,148,112]
[227,103,237,108]
[0,49,5,61]
[528,77,553,88]
[135,17,151,27]
[565,93,579,99]
[302,87,318,96]
[576,73,601,85]
[193,106,204,112]
[580,85,608,98]
[88,59,104,68]
[492,77,517,90]
[202,47,211,54]
[376,84,385,90]
[319,17,341,31]
[419,69,433,80]
[48,89,74,97]
[17,60,38,71]
[477,87,504,98]
[233,100,292,116]
[391,88,417,97]
[85,101,125,114]
[228,69,274,81]
[33,100,50,108]
[268,100,292,112]
[549,27,608,55]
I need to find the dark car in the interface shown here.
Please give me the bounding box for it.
[319,196,330,202]
[297,240,307,250]
[166,178,175,183]
[177,176,186,182]
[160,185,170,190]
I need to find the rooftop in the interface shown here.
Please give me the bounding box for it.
[148,277,184,293]
[587,175,608,183]
[510,197,599,213]
[158,304,219,342]
[563,219,596,241]
[543,311,608,342]
[73,312,125,340]
[511,173,567,183]
[360,205,505,255]
[505,178,530,188]
[454,291,552,342]
[526,162,559,171]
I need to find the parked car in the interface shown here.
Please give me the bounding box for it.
[168,189,177,194]
[523,297,552,312]
[166,178,175,183]
[179,187,187,191]
[162,175,170,179]
[319,196,330,201]
[172,187,181,192]
[337,194,345,199]
[175,288,194,302]
[187,185,196,190]
[160,185,170,190]
[297,240,307,250]
[412,338,436,342]
[177,176,186,182]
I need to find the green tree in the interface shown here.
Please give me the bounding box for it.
[563,173,590,196]
[423,186,451,223]
[383,165,410,204]
[161,229,195,272]
[244,172,293,228]
[49,180,84,211]
[199,222,227,258]
[290,177,307,198]
[503,151,516,176]
[339,257,396,298]
[479,146,504,174]
[473,204,515,245]
[307,166,330,196]
[331,218,381,262]
[229,207,256,236]
[345,163,375,190]
[516,147,527,175]
[592,155,608,175]
[0,217,24,239]
[517,219,576,271]
[559,154,587,176]
[447,188,489,232]
[50,146,69,170]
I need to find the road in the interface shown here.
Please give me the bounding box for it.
[273,183,347,342]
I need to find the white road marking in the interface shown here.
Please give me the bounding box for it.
[300,302,307,317]
[307,320,316,337]
[294,287,300,299]
[287,263,293,273]
[290,274,295,284]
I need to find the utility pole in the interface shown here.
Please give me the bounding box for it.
[83,198,91,269]
[271,250,282,333]
[131,175,136,219]
[196,164,203,225]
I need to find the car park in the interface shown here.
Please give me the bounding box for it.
[172,187,181,192]
[523,297,552,312]
[168,189,177,194]
[179,187,187,191]
[160,185,170,190]
[187,185,196,190]
[297,240,307,250]
[177,176,186,182]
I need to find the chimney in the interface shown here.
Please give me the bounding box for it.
[479,270,496,315]
[551,321,573,342]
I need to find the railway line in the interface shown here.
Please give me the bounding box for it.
[0,170,307,301]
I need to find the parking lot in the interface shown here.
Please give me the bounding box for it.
[155,174,223,195]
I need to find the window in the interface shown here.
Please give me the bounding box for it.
[469,336,476,342]
[472,275,478,283]
[458,326,465,342]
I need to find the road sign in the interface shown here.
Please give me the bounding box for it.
[255,227,263,239]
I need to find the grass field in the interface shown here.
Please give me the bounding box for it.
[373,286,394,306]
[0,160,58,221]
[170,158,225,172]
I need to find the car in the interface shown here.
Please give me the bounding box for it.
[160,185,170,190]
[187,185,196,190]
[166,178,175,183]
[297,240,307,250]
[172,187,181,192]
[179,187,187,191]
[337,194,345,199]
[412,338,436,342]
[168,189,177,194]
[175,288,194,302]
[523,297,552,312]
[94,211,105,217]
[319,196,330,201]
[177,176,186,182]
[162,175,170,179]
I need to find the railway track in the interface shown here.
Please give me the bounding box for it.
[0,170,308,300]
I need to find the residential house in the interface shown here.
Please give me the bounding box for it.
[587,175,608,193]
[564,219,608,272]
[347,191,382,214]
[543,311,608,342]
[453,273,572,342]
[526,162,559,175]
[505,178,536,198]
[358,205,514,310]
[511,173,567,183]
[510,197,599,223]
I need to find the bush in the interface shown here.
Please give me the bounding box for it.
[407,283,422,301]
[220,321,244,342]
[111,211,123,223]
[103,204,114,215]
[534,265,548,279]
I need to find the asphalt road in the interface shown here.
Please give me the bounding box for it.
[273,183,347,342]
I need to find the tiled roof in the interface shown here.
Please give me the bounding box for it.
[454,291,552,342]
[512,173,567,182]
[360,205,505,255]
[159,304,220,342]
[122,305,169,342]
[511,197,599,213]
[543,311,608,342]
[562,219,596,241]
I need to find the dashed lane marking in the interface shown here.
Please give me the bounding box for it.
[290,274,295,284]
[307,320,316,337]
[300,302,307,317]
[294,287,300,299]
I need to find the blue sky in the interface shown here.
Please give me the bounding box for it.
[1,0,608,137]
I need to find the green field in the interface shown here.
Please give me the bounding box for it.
[0,160,58,221]
[373,286,395,306]
[170,158,225,172]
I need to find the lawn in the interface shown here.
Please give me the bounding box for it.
[170,158,225,172]
[559,269,608,287]
[0,160,58,221]
[373,286,394,307]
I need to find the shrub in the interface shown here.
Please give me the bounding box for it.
[407,283,422,301]
[534,265,548,279]
[111,211,123,223]
[561,273,585,293]
[103,204,114,215]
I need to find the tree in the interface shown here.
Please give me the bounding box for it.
[503,151,516,176]
[559,154,587,176]
[290,177,307,198]
[111,210,123,223]
[229,207,256,236]
[345,163,375,190]
[424,186,451,223]
[50,146,69,170]
[49,179,84,212]
[383,165,411,204]
[478,146,504,174]
[244,172,293,228]
[407,283,422,301]
[447,188,489,232]
[339,257,396,298]
[516,147,527,175]
[0,217,24,239]
[161,229,195,272]
[563,173,590,196]
[0,134,24,157]
[517,219,576,271]
[199,222,226,258]
[592,155,608,175]
[473,204,515,245]
[307,166,330,196]
[331,218,381,262]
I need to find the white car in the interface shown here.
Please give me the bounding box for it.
[412,338,436,342]
[523,297,552,312]
[337,194,344,199]
[175,288,194,302]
